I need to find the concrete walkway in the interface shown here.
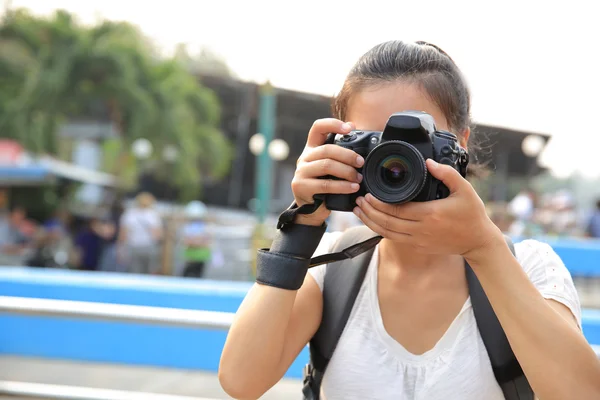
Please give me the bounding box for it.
[0,356,302,399]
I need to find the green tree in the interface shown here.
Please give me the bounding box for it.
[0,8,231,201]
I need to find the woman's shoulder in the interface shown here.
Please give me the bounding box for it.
[514,239,566,272]
[314,231,344,256]
[514,238,582,326]
[513,238,573,281]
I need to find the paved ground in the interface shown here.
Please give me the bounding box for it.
[0,356,302,399]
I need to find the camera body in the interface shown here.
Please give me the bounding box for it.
[324,111,469,212]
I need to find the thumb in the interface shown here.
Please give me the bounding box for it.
[426,159,465,194]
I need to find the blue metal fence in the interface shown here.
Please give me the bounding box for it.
[0,264,599,380]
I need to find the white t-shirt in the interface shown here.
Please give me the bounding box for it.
[120,208,162,248]
[308,232,581,400]
[328,211,363,232]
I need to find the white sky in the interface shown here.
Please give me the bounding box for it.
[10,0,600,178]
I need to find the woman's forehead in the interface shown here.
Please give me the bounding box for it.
[346,82,449,132]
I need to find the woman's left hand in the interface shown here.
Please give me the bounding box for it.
[353,159,504,263]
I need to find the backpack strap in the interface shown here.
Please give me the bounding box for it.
[303,231,534,400]
[465,236,534,400]
[302,226,380,400]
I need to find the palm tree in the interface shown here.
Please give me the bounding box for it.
[0,8,231,200]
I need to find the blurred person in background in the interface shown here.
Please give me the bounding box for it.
[507,189,536,237]
[98,201,125,272]
[0,206,34,256]
[73,216,113,271]
[42,208,70,235]
[585,198,600,239]
[26,208,74,269]
[118,192,163,274]
[551,190,579,237]
[533,193,555,235]
[181,200,212,278]
[508,189,535,221]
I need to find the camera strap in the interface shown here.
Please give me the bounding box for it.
[277,195,326,230]
[256,203,381,291]
[302,226,533,400]
[276,197,384,268]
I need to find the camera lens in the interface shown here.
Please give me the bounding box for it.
[363,141,427,204]
[381,156,409,186]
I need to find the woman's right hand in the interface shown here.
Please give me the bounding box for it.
[291,118,365,226]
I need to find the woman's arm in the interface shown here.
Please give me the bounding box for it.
[219,118,363,399]
[351,160,600,400]
[219,274,322,400]
[466,239,600,400]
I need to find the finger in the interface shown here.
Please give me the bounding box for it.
[353,205,411,243]
[426,159,466,194]
[292,178,360,197]
[306,119,354,147]
[303,144,365,169]
[297,159,363,183]
[364,194,429,221]
[357,196,417,235]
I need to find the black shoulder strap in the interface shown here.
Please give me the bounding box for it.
[302,226,379,400]
[302,231,533,400]
[465,236,534,400]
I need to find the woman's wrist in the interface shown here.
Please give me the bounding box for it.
[295,214,327,226]
[463,225,507,268]
[294,206,329,227]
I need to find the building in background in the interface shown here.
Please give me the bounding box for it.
[197,74,551,213]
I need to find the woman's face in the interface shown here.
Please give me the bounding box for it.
[345,81,468,147]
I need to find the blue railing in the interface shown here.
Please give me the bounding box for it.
[0,267,306,378]
[0,262,599,379]
[511,235,600,277]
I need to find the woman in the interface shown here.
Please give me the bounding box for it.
[219,41,600,399]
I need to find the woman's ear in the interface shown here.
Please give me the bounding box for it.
[460,127,471,148]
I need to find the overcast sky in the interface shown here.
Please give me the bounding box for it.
[11,0,600,178]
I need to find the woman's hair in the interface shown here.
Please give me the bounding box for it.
[333,40,471,140]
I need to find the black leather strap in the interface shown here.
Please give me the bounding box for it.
[295,227,533,399]
[256,250,311,290]
[255,225,381,291]
[263,189,381,292]
[500,375,534,400]
[271,222,327,259]
[465,235,534,400]
[309,235,382,268]
[277,195,326,230]
[304,226,379,400]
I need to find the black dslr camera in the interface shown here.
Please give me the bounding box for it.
[324,111,469,211]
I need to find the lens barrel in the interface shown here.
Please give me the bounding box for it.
[362,141,427,204]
